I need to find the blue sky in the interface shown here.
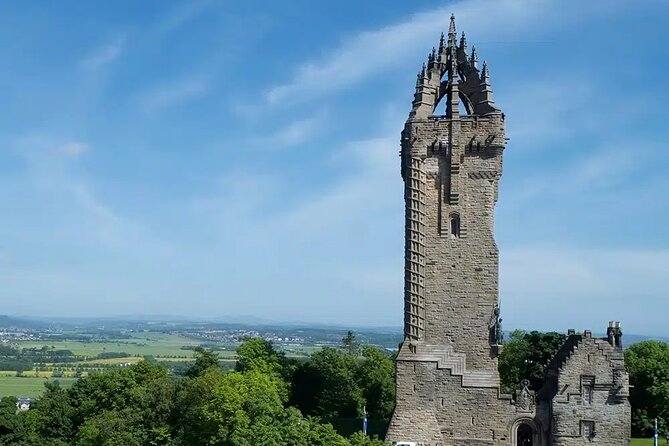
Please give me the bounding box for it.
[1,0,668,335]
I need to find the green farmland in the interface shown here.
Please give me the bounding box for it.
[0,331,313,399]
[17,332,203,358]
[0,376,77,398]
[632,439,664,446]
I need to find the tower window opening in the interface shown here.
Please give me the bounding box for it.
[450,213,461,238]
[582,376,595,403]
[581,421,595,441]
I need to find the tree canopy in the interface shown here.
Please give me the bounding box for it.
[498,330,565,392]
[0,338,390,445]
[625,340,669,436]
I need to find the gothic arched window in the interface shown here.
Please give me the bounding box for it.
[449,213,460,238]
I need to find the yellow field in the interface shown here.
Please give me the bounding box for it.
[73,356,140,365]
[0,370,55,378]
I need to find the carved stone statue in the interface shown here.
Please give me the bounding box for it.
[489,305,502,345]
[516,379,535,412]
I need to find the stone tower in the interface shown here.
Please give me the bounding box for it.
[386,15,510,446]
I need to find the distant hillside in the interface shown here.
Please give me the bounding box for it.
[0,315,45,329]
[623,333,669,345]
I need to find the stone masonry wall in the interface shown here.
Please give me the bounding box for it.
[407,114,505,370]
[387,112,509,445]
[388,354,513,446]
[548,336,631,446]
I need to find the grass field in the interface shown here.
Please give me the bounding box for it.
[18,332,202,358]
[632,438,663,446]
[0,376,77,398]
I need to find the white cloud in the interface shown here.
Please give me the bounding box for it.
[502,139,654,211]
[60,141,89,157]
[272,114,324,147]
[500,80,594,149]
[137,77,209,112]
[151,0,215,38]
[265,0,618,107]
[8,134,167,254]
[244,110,328,150]
[81,36,125,70]
[271,135,401,239]
[500,247,669,336]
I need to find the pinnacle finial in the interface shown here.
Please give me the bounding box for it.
[439,32,445,52]
[481,61,490,84]
[460,32,467,51]
[448,14,457,49]
[471,45,478,68]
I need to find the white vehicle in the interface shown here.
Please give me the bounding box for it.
[394,443,417,446]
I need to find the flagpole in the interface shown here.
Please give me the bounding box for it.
[363,405,368,436]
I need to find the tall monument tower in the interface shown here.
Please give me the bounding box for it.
[386,15,510,445]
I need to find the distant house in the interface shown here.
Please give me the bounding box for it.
[16,397,30,411]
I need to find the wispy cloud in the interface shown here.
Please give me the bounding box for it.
[244,110,329,150]
[500,79,594,149]
[265,0,633,108]
[8,135,163,253]
[501,247,669,336]
[137,76,209,112]
[59,141,89,157]
[151,0,216,38]
[503,139,654,211]
[81,36,125,70]
[265,0,616,107]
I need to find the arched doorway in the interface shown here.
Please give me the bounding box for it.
[516,423,533,446]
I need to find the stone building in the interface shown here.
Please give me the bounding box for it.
[385,15,630,446]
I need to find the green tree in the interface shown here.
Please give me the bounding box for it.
[349,431,387,446]
[291,347,364,420]
[197,369,353,445]
[27,381,75,443]
[236,337,297,402]
[341,331,359,356]
[235,338,290,379]
[0,396,26,444]
[498,330,564,392]
[185,346,219,378]
[171,367,224,445]
[625,340,669,436]
[74,409,146,446]
[357,346,395,420]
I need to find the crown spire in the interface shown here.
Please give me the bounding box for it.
[410,14,500,118]
[448,14,457,48]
